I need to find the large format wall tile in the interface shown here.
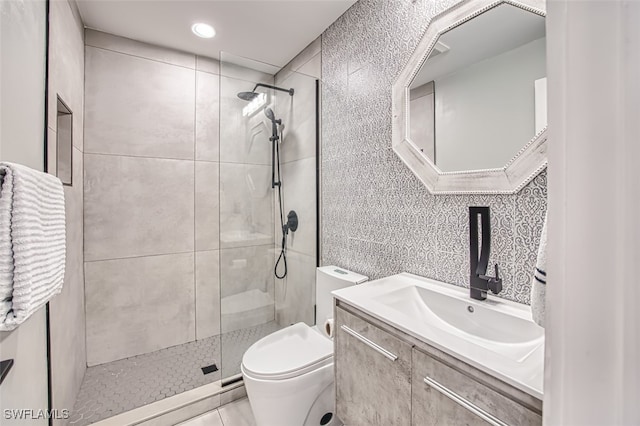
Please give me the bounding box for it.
[85,253,196,365]
[196,250,221,340]
[84,154,194,261]
[320,0,547,304]
[196,71,220,162]
[50,146,85,424]
[220,245,276,332]
[275,70,318,164]
[85,29,196,69]
[85,46,195,159]
[47,2,86,422]
[48,0,84,151]
[219,163,273,248]
[219,76,273,165]
[275,250,315,327]
[196,161,220,251]
[283,158,316,257]
[220,245,275,300]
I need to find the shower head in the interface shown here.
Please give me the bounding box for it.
[237,91,259,101]
[264,107,276,122]
[237,83,295,103]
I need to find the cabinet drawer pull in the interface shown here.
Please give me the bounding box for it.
[423,377,509,426]
[340,325,398,361]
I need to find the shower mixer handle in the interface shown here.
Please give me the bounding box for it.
[283,211,298,234]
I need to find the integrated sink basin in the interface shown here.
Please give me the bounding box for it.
[332,272,545,398]
[373,284,543,361]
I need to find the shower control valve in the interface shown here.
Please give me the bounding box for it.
[283,210,298,234]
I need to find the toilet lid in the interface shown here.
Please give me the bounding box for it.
[242,322,333,380]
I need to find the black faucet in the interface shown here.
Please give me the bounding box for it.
[469,206,503,301]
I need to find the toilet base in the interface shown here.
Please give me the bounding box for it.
[242,361,341,426]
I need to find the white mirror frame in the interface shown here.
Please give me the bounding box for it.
[392,0,547,194]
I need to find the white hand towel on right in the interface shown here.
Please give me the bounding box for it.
[0,162,66,331]
[531,211,547,328]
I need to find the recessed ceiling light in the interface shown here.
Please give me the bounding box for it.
[191,23,215,39]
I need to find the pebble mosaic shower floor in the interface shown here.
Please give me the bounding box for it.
[69,321,280,425]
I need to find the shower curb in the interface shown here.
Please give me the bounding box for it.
[90,380,246,426]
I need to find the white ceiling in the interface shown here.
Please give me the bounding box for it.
[76,0,356,70]
[411,4,545,87]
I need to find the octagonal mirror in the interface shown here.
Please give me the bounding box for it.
[392,0,547,194]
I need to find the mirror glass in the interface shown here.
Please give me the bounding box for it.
[409,4,546,172]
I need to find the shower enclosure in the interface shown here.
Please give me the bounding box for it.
[71,42,319,424]
[218,52,319,383]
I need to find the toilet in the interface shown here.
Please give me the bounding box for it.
[241,266,367,426]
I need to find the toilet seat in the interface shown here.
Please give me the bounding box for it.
[242,322,333,381]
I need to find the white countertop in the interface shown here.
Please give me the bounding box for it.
[332,272,544,400]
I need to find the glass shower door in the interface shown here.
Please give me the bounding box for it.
[217,51,319,383]
[218,53,279,382]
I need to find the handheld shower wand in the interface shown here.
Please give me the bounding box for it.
[264,107,297,279]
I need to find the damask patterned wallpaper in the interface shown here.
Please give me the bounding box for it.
[320,0,547,304]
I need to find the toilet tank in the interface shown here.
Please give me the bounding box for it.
[315,266,367,326]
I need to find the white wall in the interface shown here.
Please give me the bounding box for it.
[545,0,640,424]
[0,0,49,424]
[435,37,546,171]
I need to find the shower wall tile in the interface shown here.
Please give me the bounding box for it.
[47,1,86,420]
[282,158,316,258]
[219,163,273,248]
[275,70,318,164]
[84,46,195,159]
[275,251,315,327]
[196,71,220,162]
[297,54,322,80]
[50,146,86,424]
[219,76,273,165]
[84,154,194,261]
[85,29,196,69]
[85,253,196,365]
[277,37,322,82]
[196,161,220,251]
[219,245,275,299]
[220,245,276,333]
[220,62,274,85]
[320,0,547,304]
[196,250,221,340]
[48,0,85,151]
[196,55,220,75]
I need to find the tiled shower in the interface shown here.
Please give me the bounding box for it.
[72,31,320,424]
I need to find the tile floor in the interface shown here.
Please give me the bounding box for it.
[178,398,256,426]
[70,322,279,425]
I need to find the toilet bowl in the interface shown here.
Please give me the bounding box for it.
[242,266,367,426]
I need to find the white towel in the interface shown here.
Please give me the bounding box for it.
[531,211,547,327]
[0,162,66,331]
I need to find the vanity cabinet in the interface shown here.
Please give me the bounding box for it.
[412,348,541,426]
[334,306,412,426]
[334,302,542,426]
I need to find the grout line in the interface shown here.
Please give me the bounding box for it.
[83,151,195,162]
[194,66,198,342]
[83,150,274,168]
[84,251,195,264]
[86,44,196,71]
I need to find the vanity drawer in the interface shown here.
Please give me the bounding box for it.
[335,305,412,426]
[411,348,541,426]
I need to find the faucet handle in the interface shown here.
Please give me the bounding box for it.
[480,264,503,294]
